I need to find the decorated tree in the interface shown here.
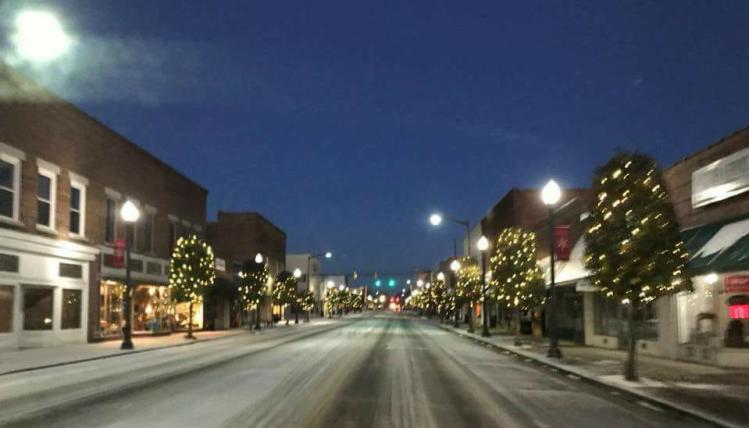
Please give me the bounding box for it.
[455,256,482,333]
[489,227,546,344]
[428,278,448,319]
[273,271,298,325]
[239,259,269,330]
[584,152,691,380]
[297,290,315,322]
[168,235,215,339]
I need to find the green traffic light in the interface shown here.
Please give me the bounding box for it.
[388,278,395,287]
[375,280,381,287]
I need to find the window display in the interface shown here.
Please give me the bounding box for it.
[61,289,82,329]
[23,287,53,330]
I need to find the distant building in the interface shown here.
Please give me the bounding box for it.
[0,63,207,350]
[206,211,286,327]
[285,253,323,309]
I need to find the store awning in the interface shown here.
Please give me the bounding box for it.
[687,214,749,275]
[541,238,589,286]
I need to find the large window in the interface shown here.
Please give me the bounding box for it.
[37,173,55,229]
[168,220,177,254]
[0,158,19,220]
[593,293,622,337]
[105,198,117,243]
[62,289,82,329]
[23,287,53,330]
[69,174,87,237]
[0,286,13,333]
[99,280,124,337]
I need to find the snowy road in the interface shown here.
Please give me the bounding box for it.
[5,313,709,427]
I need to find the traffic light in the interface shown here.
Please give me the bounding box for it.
[375,280,381,287]
[388,278,396,287]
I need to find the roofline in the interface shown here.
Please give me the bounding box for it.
[216,211,287,237]
[1,62,208,194]
[665,124,749,172]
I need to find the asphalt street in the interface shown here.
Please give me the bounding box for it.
[7,313,711,428]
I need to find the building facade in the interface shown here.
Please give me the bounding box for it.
[285,253,323,308]
[0,64,207,350]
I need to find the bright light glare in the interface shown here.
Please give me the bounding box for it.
[541,180,562,205]
[13,10,72,62]
[417,279,424,287]
[120,200,140,223]
[324,252,333,259]
[429,213,443,226]
[477,236,489,251]
[326,280,335,289]
[705,273,719,285]
[293,268,302,278]
[437,272,445,281]
[254,253,264,264]
[450,259,461,272]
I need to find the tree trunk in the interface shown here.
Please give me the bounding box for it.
[514,307,522,346]
[295,303,299,324]
[624,303,638,381]
[186,301,195,339]
[255,305,261,331]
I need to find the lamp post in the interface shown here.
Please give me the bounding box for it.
[12,10,73,62]
[429,213,472,257]
[542,179,563,358]
[450,258,461,328]
[119,200,140,350]
[477,236,490,337]
[307,252,332,317]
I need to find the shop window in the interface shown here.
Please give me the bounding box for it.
[677,280,716,344]
[23,287,53,330]
[725,295,749,348]
[0,253,19,272]
[132,285,170,333]
[61,289,82,329]
[593,293,621,337]
[174,298,203,331]
[105,198,117,243]
[0,286,13,333]
[168,220,177,254]
[99,280,124,337]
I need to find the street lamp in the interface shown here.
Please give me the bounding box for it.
[542,179,563,358]
[255,253,264,264]
[307,251,332,317]
[12,10,73,62]
[450,259,461,272]
[450,259,461,327]
[293,268,302,279]
[437,272,445,281]
[119,200,139,350]
[429,212,472,257]
[477,236,490,337]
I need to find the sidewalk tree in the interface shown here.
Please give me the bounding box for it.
[168,235,215,339]
[298,290,315,322]
[489,227,546,344]
[273,271,298,325]
[239,259,269,330]
[455,256,482,333]
[429,278,448,319]
[583,152,692,381]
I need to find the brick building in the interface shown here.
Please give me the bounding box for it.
[0,64,207,350]
[206,211,286,327]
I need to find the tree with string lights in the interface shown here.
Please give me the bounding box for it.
[455,256,482,333]
[584,152,691,381]
[239,259,269,330]
[297,290,315,322]
[429,278,448,319]
[273,271,298,325]
[489,227,546,344]
[169,235,215,339]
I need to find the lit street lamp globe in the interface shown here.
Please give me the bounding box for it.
[437,272,445,281]
[326,280,335,289]
[416,279,424,287]
[293,268,302,279]
[477,236,489,252]
[13,10,73,62]
[324,252,333,259]
[450,259,461,272]
[541,180,562,206]
[429,213,443,226]
[120,200,140,223]
[338,284,345,291]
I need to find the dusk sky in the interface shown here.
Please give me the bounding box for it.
[5,1,749,275]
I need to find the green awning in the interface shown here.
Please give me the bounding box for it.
[684,213,749,276]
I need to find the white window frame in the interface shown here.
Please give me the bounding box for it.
[36,159,60,232]
[0,143,25,224]
[68,172,88,238]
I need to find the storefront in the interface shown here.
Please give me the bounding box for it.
[95,247,203,340]
[0,228,98,350]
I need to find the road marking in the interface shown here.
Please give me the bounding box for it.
[637,400,663,413]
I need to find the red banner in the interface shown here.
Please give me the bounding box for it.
[725,275,749,293]
[113,239,126,268]
[553,225,572,261]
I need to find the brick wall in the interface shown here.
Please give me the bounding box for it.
[0,64,207,260]
[663,126,749,228]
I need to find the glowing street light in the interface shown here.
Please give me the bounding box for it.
[324,252,333,259]
[326,280,335,289]
[417,279,424,287]
[293,268,302,279]
[450,259,461,272]
[255,253,264,264]
[428,212,472,256]
[542,179,562,358]
[12,10,73,62]
[119,200,140,350]
[429,213,443,226]
[437,272,446,281]
[477,235,490,337]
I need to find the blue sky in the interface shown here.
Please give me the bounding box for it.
[5,1,749,275]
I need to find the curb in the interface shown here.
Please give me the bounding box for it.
[437,323,737,428]
[0,321,325,378]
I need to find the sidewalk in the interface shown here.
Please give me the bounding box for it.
[438,322,749,428]
[0,319,325,376]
